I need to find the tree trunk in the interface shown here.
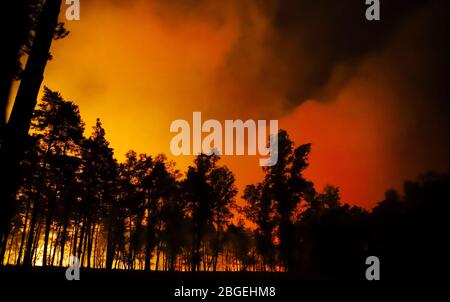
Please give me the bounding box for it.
[213,218,221,272]
[22,199,39,266]
[0,0,62,250]
[144,211,153,271]
[59,222,68,266]
[77,218,86,261]
[31,220,42,265]
[105,220,115,270]
[0,1,30,124]
[51,224,61,266]
[16,199,31,265]
[42,200,54,267]
[86,223,95,268]
[71,218,80,258]
[6,227,16,265]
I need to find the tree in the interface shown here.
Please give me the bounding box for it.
[243,182,276,271]
[244,130,314,272]
[0,0,68,262]
[296,185,369,278]
[224,223,254,271]
[116,151,146,269]
[21,87,84,267]
[1,0,44,126]
[78,119,117,268]
[182,154,236,272]
[269,132,314,271]
[7,135,42,265]
[141,155,178,271]
[160,188,188,271]
[370,172,448,280]
[210,166,237,271]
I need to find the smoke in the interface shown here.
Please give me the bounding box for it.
[278,0,449,205]
[146,0,444,111]
[49,0,448,206]
[79,0,448,116]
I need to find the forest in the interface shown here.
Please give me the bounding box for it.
[0,87,446,281]
[0,0,448,282]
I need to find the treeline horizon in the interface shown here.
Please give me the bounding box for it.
[1,1,447,283]
[0,87,447,279]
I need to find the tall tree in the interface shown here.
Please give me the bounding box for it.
[78,119,117,267]
[0,0,67,260]
[116,151,146,269]
[141,155,178,271]
[22,87,84,267]
[184,154,230,272]
[224,223,254,271]
[1,0,43,126]
[244,130,314,272]
[160,190,188,271]
[243,182,276,271]
[209,166,237,271]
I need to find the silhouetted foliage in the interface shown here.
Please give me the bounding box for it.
[243,183,277,271]
[182,154,237,272]
[1,92,447,280]
[0,0,68,264]
[369,172,448,280]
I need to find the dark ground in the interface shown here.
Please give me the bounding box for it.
[0,266,436,301]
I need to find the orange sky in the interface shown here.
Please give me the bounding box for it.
[13,0,447,209]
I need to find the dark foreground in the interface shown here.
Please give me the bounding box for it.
[0,266,437,300]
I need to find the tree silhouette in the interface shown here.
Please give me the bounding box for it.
[182,154,217,272]
[160,187,188,271]
[0,91,446,280]
[116,151,146,269]
[20,87,84,267]
[0,0,68,262]
[209,166,237,271]
[370,172,448,280]
[1,0,44,125]
[244,130,314,272]
[78,119,117,267]
[295,185,369,278]
[243,182,276,271]
[181,154,237,272]
[224,222,254,272]
[141,155,177,271]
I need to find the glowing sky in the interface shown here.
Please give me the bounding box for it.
[22,0,448,208]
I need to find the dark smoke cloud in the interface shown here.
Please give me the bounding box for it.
[84,0,447,109]
[216,0,445,108]
[151,0,449,175]
[51,0,447,205]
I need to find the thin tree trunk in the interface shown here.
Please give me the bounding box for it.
[93,225,99,268]
[23,199,39,266]
[86,223,95,268]
[16,199,31,265]
[71,218,79,258]
[105,220,115,270]
[0,231,9,265]
[42,201,54,267]
[77,218,86,260]
[51,224,61,266]
[31,220,42,265]
[128,215,133,270]
[59,222,68,267]
[155,241,163,271]
[5,226,17,265]
[213,218,221,272]
[144,210,152,270]
[80,222,89,267]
